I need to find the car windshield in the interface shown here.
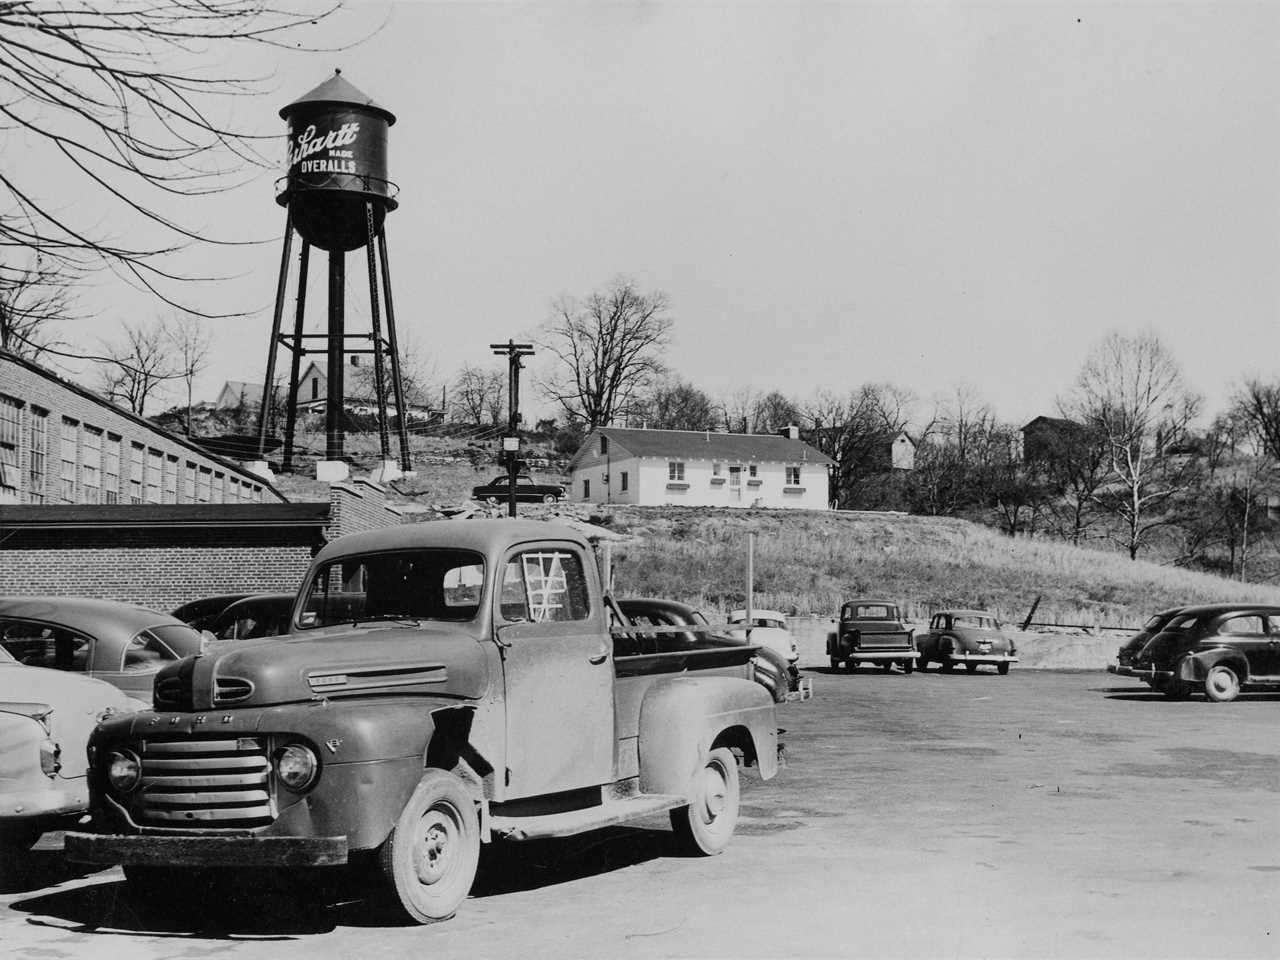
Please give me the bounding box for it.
[848,605,897,620]
[299,548,486,629]
[952,615,999,630]
[122,627,190,670]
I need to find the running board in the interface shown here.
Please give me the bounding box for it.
[489,793,686,840]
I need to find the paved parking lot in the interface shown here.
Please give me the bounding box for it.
[2,668,1276,959]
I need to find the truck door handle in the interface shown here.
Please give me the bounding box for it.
[588,648,609,665]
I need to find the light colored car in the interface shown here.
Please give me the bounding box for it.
[917,609,1018,675]
[0,597,206,701]
[728,609,798,667]
[1,646,141,855]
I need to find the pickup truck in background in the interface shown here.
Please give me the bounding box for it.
[68,519,780,925]
[827,599,918,673]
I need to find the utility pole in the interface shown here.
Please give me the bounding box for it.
[490,339,535,517]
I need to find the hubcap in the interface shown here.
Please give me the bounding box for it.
[700,765,728,824]
[412,809,457,885]
[1209,671,1235,697]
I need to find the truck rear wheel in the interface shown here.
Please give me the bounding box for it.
[379,769,480,924]
[670,747,740,856]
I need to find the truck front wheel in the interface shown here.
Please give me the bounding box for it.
[670,747,740,856]
[379,769,480,924]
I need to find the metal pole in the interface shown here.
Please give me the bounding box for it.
[282,240,310,473]
[746,532,754,643]
[256,212,294,458]
[364,202,391,464]
[325,248,345,464]
[376,225,412,472]
[507,341,519,518]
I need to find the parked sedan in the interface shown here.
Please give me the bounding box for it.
[0,598,205,701]
[1111,603,1280,701]
[917,610,1018,674]
[727,609,799,671]
[170,593,251,632]
[208,593,295,641]
[1,646,141,856]
[471,474,566,504]
[1113,605,1189,672]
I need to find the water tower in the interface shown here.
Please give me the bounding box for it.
[254,70,412,480]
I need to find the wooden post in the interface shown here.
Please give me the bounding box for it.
[1021,594,1042,632]
[746,532,754,641]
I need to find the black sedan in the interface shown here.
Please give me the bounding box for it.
[471,474,565,504]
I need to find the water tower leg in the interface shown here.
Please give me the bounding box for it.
[282,241,311,473]
[377,225,413,474]
[255,213,294,461]
[363,202,392,469]
[318,247,348,482]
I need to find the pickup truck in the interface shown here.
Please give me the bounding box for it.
[826,599,918,673]
[67,519,779,924]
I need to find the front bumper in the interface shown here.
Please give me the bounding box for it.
[947,653,1018,665]
[0,784,84,826]
[65,831,348,868]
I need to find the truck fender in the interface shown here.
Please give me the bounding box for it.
[1178,648,1250,683]
[826,630,838,655]
[636,676,778,798]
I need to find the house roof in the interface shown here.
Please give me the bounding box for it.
[568,426,835,471]
[1021,416,1080,432]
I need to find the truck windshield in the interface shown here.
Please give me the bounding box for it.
[299,549,486,628]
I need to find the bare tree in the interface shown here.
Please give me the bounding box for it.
[166,316,211,435]
[0,260,74,360]
[805,384,916,509]
[1035,419,1110,545]
[537,277,673,427]
[98,320,181,415]
[1232,379,1280,462]
[1066,332,1202,559]
[755,390,801,434]
[633,379,718,430]
[452,364,506,426]
[717,386,762,434]
[0,2,348,315]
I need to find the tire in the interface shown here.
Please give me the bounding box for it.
[541,494,557,504]
[966,662,978,675]
[917,656,928,672]
[845,659,858,672]
[881,662,893,672]
[903,658,914,675]
[485,496,498,506]
[942,659,954,673]
[829,656,840,670]
[378,769,481,924]
[1204,665,1241,703]
[997,662,1010,676]
[670,746,740,856]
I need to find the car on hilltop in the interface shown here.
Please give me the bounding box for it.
[471,474,566,504]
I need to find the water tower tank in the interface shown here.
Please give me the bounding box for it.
[276,70,398,252]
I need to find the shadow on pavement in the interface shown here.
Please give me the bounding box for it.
[472,824,672,898]
[0,846,100,896]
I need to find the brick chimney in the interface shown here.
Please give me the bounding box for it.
[779,424,800,440]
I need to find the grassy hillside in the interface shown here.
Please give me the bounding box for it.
[579,505,1280,628]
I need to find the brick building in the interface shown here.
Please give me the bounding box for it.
[1,350,279,506]
[0,479,407,612]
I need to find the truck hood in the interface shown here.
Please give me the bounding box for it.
[154,624,491,711]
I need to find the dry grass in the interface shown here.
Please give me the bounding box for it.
[585,505,1280,626]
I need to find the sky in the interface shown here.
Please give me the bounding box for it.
[20,1,1280,429]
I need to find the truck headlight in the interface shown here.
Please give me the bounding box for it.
[275,743,319,791]
[107,750,142,793]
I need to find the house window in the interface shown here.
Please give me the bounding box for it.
[146,448,163,503]
[729,465,742,487]
[583,478,590,499]
[749,464,758,478]
[712,462,722,476]
[668,461,685,481]
[786,465,801,485]
[311,378,319,400]
[81,427,102,503]
[183,462,197,502]
[60,418,79,502]
[212,471,225,504]
[129,443,144,502]
[103,434,120,503]
[600,435,609,455]
[620,471,628,492]
[197,466,212,503]
[27,408,48,503]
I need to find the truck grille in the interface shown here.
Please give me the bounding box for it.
[133,737,274,829]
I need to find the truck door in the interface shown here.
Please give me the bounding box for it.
[495,543,615,798]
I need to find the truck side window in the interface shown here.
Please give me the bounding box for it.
[501,550,591,623]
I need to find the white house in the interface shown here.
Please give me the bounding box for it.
[568,426,835,510]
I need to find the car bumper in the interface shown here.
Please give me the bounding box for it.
[64,832,349,868]
[849,651,920,663]
[1108,664,1173,681]
[947,653,1018,665]
[786,677,814,702]
[0,785,84,826]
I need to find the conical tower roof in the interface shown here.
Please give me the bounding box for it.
[280,69,395,124]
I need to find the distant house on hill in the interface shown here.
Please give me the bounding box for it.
[215,361,438,421]
[1020,416,1084,464]
[568,426,834,509]
[801,426,915,473]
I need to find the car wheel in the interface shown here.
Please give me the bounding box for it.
[1204,665,1241,703]
[903,658,914,674]
[881,662,893,672]
[845,659,858,672]
[541,493,558,504]
[917,656,928,672]
[966,662,977,675]
[829,656,840,670]
[378,769,480,924]
[485,496,498,506]
[670,746,740,856]
[997,662,1010,676]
